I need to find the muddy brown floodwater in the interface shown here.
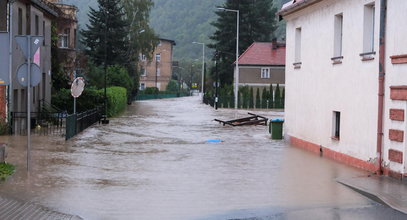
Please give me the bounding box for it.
[0,96,404,220]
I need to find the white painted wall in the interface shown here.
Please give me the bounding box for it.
[383,0,407,174]
[284,0,380,162]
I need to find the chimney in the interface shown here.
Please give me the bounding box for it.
[272,38,277,49]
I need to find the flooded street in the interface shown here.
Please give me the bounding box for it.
[0,96,405,219]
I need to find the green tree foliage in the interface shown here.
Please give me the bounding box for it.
[106,86,127,117]
[166,80,179,93]
[261,87,267,108]
[121,0,158,93]
[255,88,261,109]
[249,87,254,108]
[209,0,278,85]
[63,0,290,61]
[81,0,129,67]
[274,84,281,108]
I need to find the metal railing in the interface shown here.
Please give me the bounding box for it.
[11,112,66,136]
[65,106,103,140]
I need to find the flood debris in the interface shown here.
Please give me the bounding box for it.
[215,112,268,126]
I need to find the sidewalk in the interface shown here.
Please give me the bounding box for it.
[337,175,407,214]
[0,195,82,220]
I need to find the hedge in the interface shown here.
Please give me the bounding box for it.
[106,86,127,117]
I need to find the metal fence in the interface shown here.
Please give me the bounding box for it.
[135,93,190,101]
[65,106,103,140]
[11,112,66,136]
[203,96,285,109]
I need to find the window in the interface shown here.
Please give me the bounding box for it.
[140,54,146,61]
[18,8,22,35]
[261,68,270,78]
[156,53,161,62]
[140,83,145,90]
[140,67,146,76]
[333,13,343,57]
[332,111,341,140]
[294,27,302,67]
[157,68,161,76]
[59,28,70,48]
[35,15,39,35]
[363,3,375,53]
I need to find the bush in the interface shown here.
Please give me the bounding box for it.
[0,163,15,181]
[106,86,127,117]
[52,87,104,113]
[144,87,159,94]
[166,80,179,93]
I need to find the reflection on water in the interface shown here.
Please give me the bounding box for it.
[0,97,377,219]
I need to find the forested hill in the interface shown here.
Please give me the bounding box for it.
[150,0,289,60]
[62,0,289,60]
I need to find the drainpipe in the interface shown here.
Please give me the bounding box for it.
[376,0,387,175]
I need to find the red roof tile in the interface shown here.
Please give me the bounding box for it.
[236,42,286,66]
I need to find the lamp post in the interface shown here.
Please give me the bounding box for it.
[218,8,239,109]
[217,7,239,109]
[192,42,205,96]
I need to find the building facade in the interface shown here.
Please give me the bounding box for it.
[236,42,286,89]
[139,39,176,91]
[45,0,78,81]
[9,0,56,114]
[280,0,407,178]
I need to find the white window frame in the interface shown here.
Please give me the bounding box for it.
[363,3,375,53]
[156,53,161,62]
[261,68,270,79]
[140,67,146,76]
[140,83,145,90]
[295,27,302,63]
[333,13,343,57]
[59,28,70,48]
[140,54,146,61]
[157,68,161,76]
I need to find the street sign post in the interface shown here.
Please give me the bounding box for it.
[15,35,43,172]
[71,76,85,114]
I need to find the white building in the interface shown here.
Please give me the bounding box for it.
[279,0,407,178]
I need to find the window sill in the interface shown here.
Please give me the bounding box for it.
[331,56,343,65]
[293,62,302,69]
[331,136,340,141]
[360,51,376,61]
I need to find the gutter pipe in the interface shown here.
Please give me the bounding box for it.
[377,0,387,175]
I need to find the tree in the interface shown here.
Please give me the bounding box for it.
[166,80,179,93]
[261,87,267,108]
[81,0,129,67]
[274,84,281,108]
[249,87,254,109]
[209,0,278,85]
[121,0,158,93]
[255,88,261,109]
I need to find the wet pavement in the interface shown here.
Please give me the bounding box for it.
[338,175,407,214]
[0,96,406,220]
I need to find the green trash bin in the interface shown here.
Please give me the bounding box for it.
[270,119,284,140]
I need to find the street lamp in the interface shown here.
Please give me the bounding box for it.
[192,42,205,96]
[217,7,239,109]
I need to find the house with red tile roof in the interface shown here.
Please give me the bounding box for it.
[234,41,286,90]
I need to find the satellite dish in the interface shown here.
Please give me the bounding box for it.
[71,77,85,98]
